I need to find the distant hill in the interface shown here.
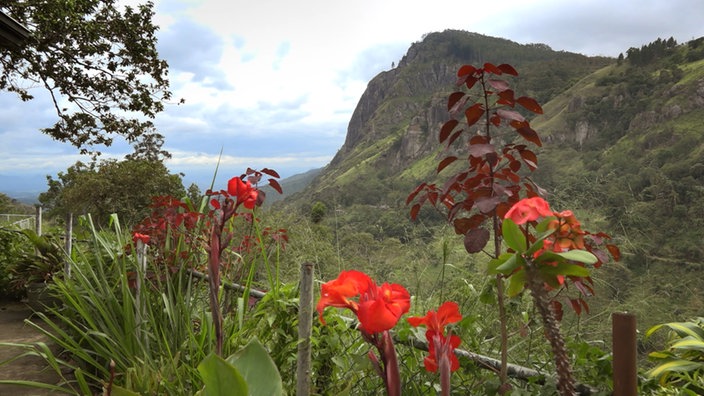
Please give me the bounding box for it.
[284,30,704,264]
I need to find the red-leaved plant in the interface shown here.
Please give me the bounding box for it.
[407,63,619,395]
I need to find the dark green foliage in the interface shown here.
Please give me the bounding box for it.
[38,159,186,226]
[1,0,173,156]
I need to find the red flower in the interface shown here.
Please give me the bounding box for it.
[316,270,372,325]
[227,177,258,209]
[357,282,411,334]
[317,271,410,334]
[407,301,462,334]
[408,301,463,373]
[132,232,150,245]
[504,197,552,225]
[424,331,461,373]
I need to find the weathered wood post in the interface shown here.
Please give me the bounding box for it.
[296,262,315,396]
[64,212,73,278]
[612,312,637,396]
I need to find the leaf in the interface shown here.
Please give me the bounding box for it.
[468,143,495,158]
[198,353,248,396]
[555,250,598,265]
[502,218,526,252]
[606,244,621,261]
[260,168,280,178]
[516,96,543,114]
[496,253,524,274]
[516,126,542,147]
[487,79,510,92]
[465,103,484,126]
[464,228,490,253]
[447,92,466,113]
[671,337,704,352]
[268,178,283,194]
[647,321,704,340]
[410,203,421,220]
[497,63,519,76]
[447,130,463,148]
[439,120,459,144]
[497,90,515,106]
[646,360,704,379]
[569,298,582,315]
[227,339,284,396]
[437,156,457,173]
[483,62,502,75]
[506,269,527,297]
[406,182,426,205]
[540,262,591,278]
[496,109,525,122]
[458,64,477,77]
[453,214,486,234]
[487,253,514,275]
[519,149,538,170]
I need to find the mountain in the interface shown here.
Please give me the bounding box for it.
[286,30,704,264]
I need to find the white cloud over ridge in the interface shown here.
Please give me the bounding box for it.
[2,0,704,195]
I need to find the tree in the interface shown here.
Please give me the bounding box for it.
[0,0,175,156]
[39,159,186,226]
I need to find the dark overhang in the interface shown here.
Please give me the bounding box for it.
[0,10,31,49]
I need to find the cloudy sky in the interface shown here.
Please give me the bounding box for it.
[1,0,703,196]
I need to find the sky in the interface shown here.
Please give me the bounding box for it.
[1,0,704,196]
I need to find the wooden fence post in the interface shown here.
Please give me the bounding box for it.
[296,262,315,396]
[612,312,637,396]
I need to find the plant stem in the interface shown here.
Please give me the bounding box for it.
[524,259,575,396]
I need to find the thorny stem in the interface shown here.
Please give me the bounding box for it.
[524,258,576,396]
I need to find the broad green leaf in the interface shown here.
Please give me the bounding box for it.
[671,337,704,352]
[226,338,283,396]
[487,253,513,275]
[647,321,704,340]
[646,359,704,378]
[198,353,248,396]
[506,269,526,297]
[554,250,598,265]
[502,218,526,252]
[495,254,525,275]
[539,262,590,278]
[535,216,556,233]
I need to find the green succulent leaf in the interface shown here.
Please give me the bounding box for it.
[502,218,526,252]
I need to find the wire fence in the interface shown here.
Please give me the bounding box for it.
[0,213,35,230]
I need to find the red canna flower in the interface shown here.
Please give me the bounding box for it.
[227,176,258,209]
[132,232,150,245]
[357,282,411,334]
[316,270,373,325]
[504,196,552,225]
[407,301,462,334]
[424,331,461,373]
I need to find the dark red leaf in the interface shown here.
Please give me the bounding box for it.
[569,298,582,315]
[260,168,280,178]
[475,196,502,213]
[516,96,543,114]
[490,114,501,126]
[465,103,484,126]
[453,214,486,234]
[468,143,495,158]
[437,156,458,173]
[268,178,283,194]
[448,92,466,113]
[580,298,590,314]
[497,90,515,106]
[497,64,519,76]
[483,62,502,75]
[465,76,479,90]
[496,109,525,123]
[464,228,490,253]
[487,79,510,92]
[516,126,542,147]
[458,64,477,77]
[519,150,538,171]
[406,182,427,205]
[410,203,421,220]
[439,120,458,143]
[606,244,621,261]
[447,130,463,147]
[469,135,489,145]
